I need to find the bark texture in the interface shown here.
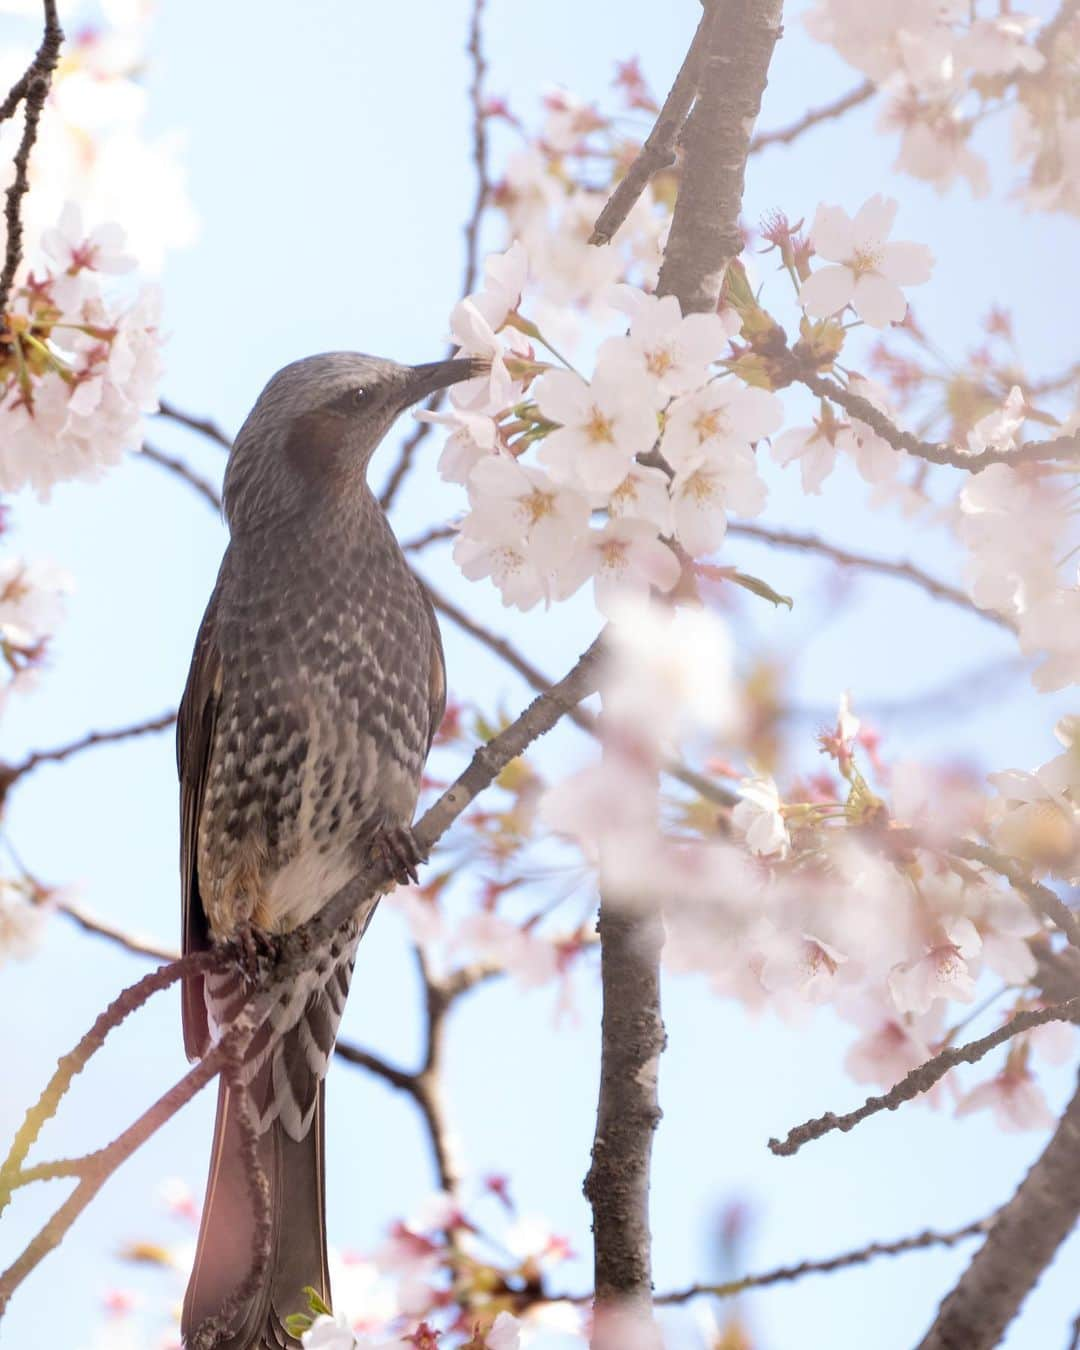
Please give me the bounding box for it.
[583,903,667,1313]
[917,1068,1080,1350]
[656,0,784,312]
[583,3,785,1338]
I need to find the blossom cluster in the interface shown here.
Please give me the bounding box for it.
[0,550,70,710]
[423,242,784,614]
[0,204,163,497]
[803,1,1080,214]
[540,604,1075,1131]
[957,389,1080,690]
[0,0,197,271]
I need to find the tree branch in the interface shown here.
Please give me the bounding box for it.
[654,1213,993,1304]
[799,370,1080,472]
[654,0,784,314]
[916,1067,1080,1350]
[769,996,1080,1158]
[0,711,177,807]
[156,398,232,451]
[748,79,875,153]
[140,443,223,512]
[950,840,1080,951]
[580,5,784,1336]
[588,8,709,247]
[378,0,490,512]
[582,900,666,1314]
[727,521,1016,632]
[0,0,62,320]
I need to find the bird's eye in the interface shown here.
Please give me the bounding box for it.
[354,385,368,405]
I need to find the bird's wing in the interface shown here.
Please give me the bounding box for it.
[419,581,447,754]
[178,597,224,1061]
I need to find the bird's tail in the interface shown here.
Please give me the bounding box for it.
[182,1071,330,1350]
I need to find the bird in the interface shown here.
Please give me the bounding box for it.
[178,351,481,1349]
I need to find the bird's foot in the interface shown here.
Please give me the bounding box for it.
[232,921,284,986]
[369,822,426,886]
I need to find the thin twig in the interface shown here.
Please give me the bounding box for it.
[654,1213,994,1303]
[403,523,456,554]
[140,443,222,512]
[53,897,177,964]
[378,0,490,511]
[156,399,232,451]
[799,369,1080,472]
[748,79,875,153]
[0,710,177,804]
[0,952,215,1217]
[0,0,63,320]
[728,521,1016,632]
[588,8,710,247]
[769,996,1080,1158]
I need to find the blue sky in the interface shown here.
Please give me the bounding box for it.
[1,1,1079,1347]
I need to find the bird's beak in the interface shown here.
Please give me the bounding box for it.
[402,357,488,407]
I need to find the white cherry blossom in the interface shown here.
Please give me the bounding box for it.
[554,518,679,616]
[599,284,734,407]
[799,195,934,329]
[453,535,550,611]
[888,916,981,1014]
[533,364,658,493]
[670,444,767,556]
[732,776,789,857]
[463,455,590,569]
[605,462,673,534]
[604,594,738,743]
[413,405,498,483]
[660,379,783,471]
[771,413,842,494]
[448,299,527,413]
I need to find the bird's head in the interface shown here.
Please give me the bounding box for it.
[223,351,483,531]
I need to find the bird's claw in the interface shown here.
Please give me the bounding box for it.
[369,822,426,886]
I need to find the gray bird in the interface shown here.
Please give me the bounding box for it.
[178,351,479,1349]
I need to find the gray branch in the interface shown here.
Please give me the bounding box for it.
[917,1068,1080,1350]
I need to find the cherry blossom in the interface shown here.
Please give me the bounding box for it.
[670,443,767,556]
[461,455,590,570]
[533,362,658,493]
[770,406,842,494]
[955,1059,1057,1133]
[605,463,673,533]
[452,535,550,611]
[448,298,528,414]
[955,15,1044,78]
[483,1311,522,1350]
[799,195,934,329]
[841,998,943,1093]
[0,878,45,966]
[603,594,738,745]
[660,379,783,471]
[0,213,164,497]
[732,776,790,857]
[989,741,1080,881]
[0,554,72,708]
[888,916,981,1014]
[598,285,735,407]
[412,406,497,484]
[454,912,561,989]
[554,518,679,615]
